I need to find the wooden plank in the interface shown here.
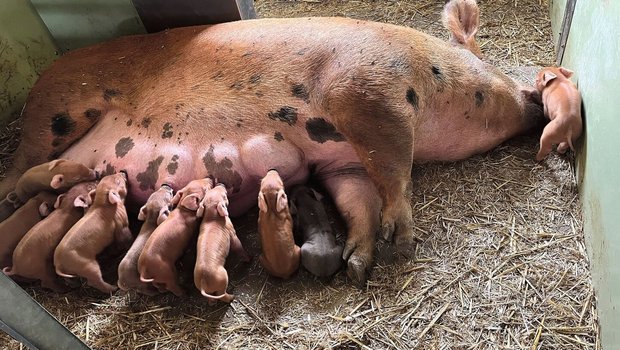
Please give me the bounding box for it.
[132,0,256,33]
[556,0,577,65]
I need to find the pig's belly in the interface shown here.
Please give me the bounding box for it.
[61,116,312,215]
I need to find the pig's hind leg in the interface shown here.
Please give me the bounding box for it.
[80,261,118,293]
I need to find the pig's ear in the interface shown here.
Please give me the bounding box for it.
[157,207,170,225]
[38,202,52,217]
[108,190,122,205]
[171,190,183,206]
[138,205,147,221]
[88,189,97,204]
[276,189,288,212]
[196,200,206,218]
[73,194,90,208]
[309,188,324,201]
[180,194,200,211]
[257,191,268,213]
[217,201,229,217]
[559,67,574,78]
[542,71,557,86]
[50,174,64,189]
[54,194,66,209]
[48,159,64,170]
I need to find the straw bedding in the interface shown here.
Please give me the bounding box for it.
[0,0,598,349]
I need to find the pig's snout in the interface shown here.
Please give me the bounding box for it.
[300,237,343,277]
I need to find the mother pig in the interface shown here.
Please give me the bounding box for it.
[0,16,542,286]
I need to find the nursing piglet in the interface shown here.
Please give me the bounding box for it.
[3,182,96,291]
[138,178,213,296]
[535,66,583,160]
[257,170,300,279]
[195,184,249,304]
[117,184,173,295]
[0,192,57,268]
[53,172,131,293]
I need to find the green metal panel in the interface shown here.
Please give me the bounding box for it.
[550,0,568,49]
[30,0,146,52]
[0,0,57,127]
[558,1,620,349]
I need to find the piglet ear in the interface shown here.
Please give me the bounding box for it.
[73,195,90,208]
[276,189,288,212]
[217,201,229,217]
[138,205,147,221]
[310,188,324,201]
[157,207,170,225]
[50,174,64,189]
[558,67,574,78]
[48,159,63,170]
[88,189,97,204]
[108,190,122,205]
[54,194,65,209]
[38,202,52,217]
[542,71,557,86]
[258,191,268,213]
[180,194,200,211]
[171,190,183,206]
[196,200,205,218]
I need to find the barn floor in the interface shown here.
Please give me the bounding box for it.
[0,0,599,349]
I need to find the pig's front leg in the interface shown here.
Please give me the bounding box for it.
[319,171,381,287]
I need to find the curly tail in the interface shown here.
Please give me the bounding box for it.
[3,266,14,276]
[200,290,234,303]
[55,269,76,278]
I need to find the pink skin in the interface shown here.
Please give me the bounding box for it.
[0,160,97,223]
[534,66,583,161]
[3,182,96,291]
[0,18,543,286]
[53,173,131,293]
[117,185,173,295]
[257,170,300,279]
[442,0,482,58]
[138,178,213,297]
[195,185,249,305]
[0,192,57,268]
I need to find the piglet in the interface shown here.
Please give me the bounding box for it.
[535,66,583,161]
[117,184,174,295]
[3,182,96,291]
[53,172,131,293]
[257,170,300,279]
[0,159,98,223]
[195,184,249,304]
[0,192,57,268]
[138,178,213,296]
[442,0,482,58]
[289,185,344,277]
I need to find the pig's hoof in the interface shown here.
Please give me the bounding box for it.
[394,232,416,259]
[381,221,395,242]
[346,255,368,288]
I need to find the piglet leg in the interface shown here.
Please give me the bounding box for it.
[81,262,118,293]
[229,232,250,262]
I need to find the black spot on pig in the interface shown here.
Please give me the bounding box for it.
[126,119,133,127]
[475,91,484,107]
[137,156,164,191]
[51,113,76,136]
[406,88,419,111]
[431,65,443,80]
[140,117,152,128]
[291,84,310,103]
[202,145,243,193]
[268,106,298,126]
[103,89,120,101]
[115,137,135,158]
[230,81,244,90]
[167,159,178,175]
[172,155,179,161]
[84,108,101,121]
[306,118,345,143]
[162,123,173,139]
[249,74,261,84]
[51,138,63,147]
[105,163,116,176]
[274,132,284,141]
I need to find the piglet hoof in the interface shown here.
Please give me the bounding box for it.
[347,255,368,288]
[380,221,395,242]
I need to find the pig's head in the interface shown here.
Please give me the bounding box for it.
[53,181,97,211]
[535,66,574,92]
[138,184,174,225]
[258,170,290,219]
[90,172,128,207]
[172,178,213,214]
[48,159,99,190]
[197,184,229,219]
